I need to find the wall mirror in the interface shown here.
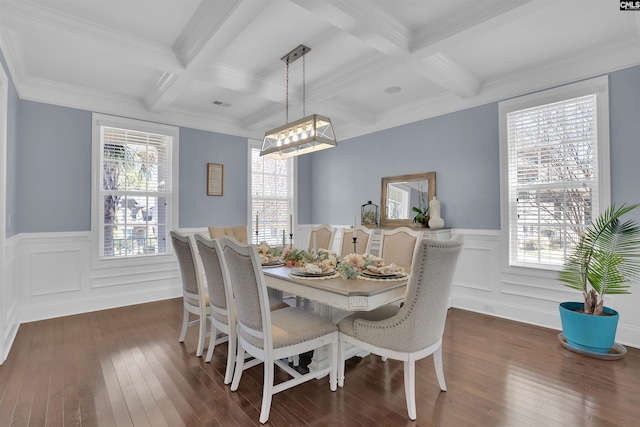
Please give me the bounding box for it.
[380,172,436,227]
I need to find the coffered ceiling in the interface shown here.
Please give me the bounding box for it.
[0,0,638,141]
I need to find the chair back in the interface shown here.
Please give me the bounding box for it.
[378,227,423,271]
[307,224,336,251]
[208,226,248,244]
[219,237,272,350]
[170,231,201,298]
[387,235,463,352]
[339,227,372,256]
[194,235,232,326]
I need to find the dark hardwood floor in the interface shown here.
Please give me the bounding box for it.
[1,298,639,426]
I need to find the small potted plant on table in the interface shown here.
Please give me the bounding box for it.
[557,203,640,357]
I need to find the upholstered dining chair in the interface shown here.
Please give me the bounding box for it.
[306,224,336,252]
[338,226,373,256]
[170,231,210,358]
[208,225,249,244]
[219,237,338,424]
[378,227,423,271]
[194,234,289,384]
[337,235,464,420]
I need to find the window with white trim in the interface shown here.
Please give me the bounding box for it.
[499,77,610,270]
[93,114,178,260]
[249,142,295,247]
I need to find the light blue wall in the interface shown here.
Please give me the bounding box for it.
[609,65,640,209]
[1,49,19,238]
[17,101,92,233]
[308,103,499,229]
[6,58,640,233]
[296,154,312,224]
[178,127,247,227]
[308,65,640,229]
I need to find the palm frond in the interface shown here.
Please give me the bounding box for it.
[558,203,640,308]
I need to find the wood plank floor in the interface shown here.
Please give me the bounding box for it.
[1,299,639,426]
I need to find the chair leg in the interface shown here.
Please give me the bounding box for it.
[403,358,417,420]
[223,332,236,385]
[259,360,275,424]
[205,322,217,363]
[179,306,189,343]
[433,344,447,391]
[230,345,245,392]
[329,333,338,391]
[196,313,207,357]
[337,335,345,388]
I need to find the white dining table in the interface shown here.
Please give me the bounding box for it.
[263,265,408,373]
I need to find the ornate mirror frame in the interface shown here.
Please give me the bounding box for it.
[380,171,436,227]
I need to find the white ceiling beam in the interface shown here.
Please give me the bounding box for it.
[143,0,273,113]
[414,53,481,99]
[411,0,557,56]
[290,0,411,55]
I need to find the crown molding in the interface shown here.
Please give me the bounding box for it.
[0,28,25,96]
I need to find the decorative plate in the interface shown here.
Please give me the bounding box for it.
[262,261,284,268]
[290,268,336,278]
[360,270,407,279]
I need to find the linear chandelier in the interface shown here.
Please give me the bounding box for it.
[260,45,337,159]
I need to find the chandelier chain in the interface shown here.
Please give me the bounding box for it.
[302,55,306,117]
[285,61,289,124]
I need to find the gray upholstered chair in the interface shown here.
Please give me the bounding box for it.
[338,226,373,256]
[170,231,210,357]
[219,237,338,424]
[337,235,464,420]
[194,234,237,384]
[378,226,423,271]
[195,234,289,384]
[306,224,336,252]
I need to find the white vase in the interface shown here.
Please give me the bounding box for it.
[428,197,445,229]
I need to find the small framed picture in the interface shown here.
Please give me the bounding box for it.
[207,163,224,196]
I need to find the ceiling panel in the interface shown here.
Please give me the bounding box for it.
[0,0,637,140]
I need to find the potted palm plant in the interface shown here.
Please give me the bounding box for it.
[557,203,640,356]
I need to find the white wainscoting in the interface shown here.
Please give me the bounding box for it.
[1,235,20,364]
[4,227,639,364]
[16,231,183,324]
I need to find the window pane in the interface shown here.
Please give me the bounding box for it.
[251,145,294,246]
[506,92,601,269]
[99,123,173,259]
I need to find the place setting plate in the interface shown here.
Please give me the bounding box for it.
[290,267,337,278]
[261,261,284,268]
[360,270,407,280]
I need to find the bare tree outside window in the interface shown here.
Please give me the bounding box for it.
[506,93,600,268]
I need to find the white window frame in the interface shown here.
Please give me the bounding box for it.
[247,139,297,247]
[499,76,610,275]
[91,113,179,268]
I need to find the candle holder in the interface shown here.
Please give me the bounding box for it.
[255,229,259,245]
[289,233,294,249]
[352,234,358,254]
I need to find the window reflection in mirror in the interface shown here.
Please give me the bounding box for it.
[380,172,436,227]
[386,180,429,220]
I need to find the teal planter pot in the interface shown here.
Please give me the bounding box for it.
[559,302,619,354]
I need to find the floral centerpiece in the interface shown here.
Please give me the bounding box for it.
[281,247,308,267]
[257,241,282,265]
[337,253,383,279]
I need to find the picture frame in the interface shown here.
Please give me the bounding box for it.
[207,163,224,196]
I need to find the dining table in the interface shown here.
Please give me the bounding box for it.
[263,265,409,373]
